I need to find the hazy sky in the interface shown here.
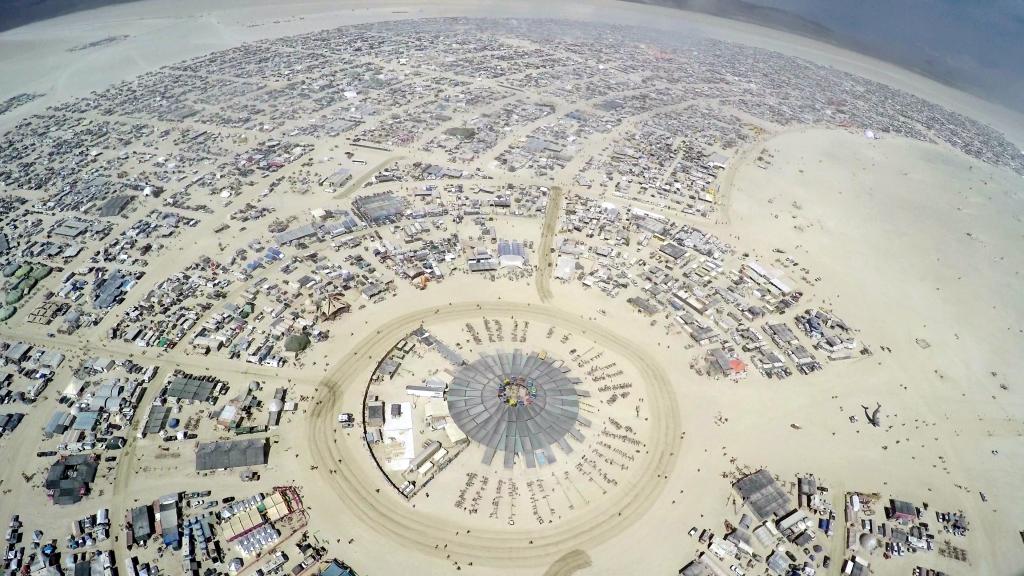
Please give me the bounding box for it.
[746,0,1024,111]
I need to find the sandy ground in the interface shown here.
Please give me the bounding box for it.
[725,128,1024,574]
[0,3,1023,576]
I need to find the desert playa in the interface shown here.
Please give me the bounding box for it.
[0,3,1022,576]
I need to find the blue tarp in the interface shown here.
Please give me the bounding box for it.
[321,561,356,576]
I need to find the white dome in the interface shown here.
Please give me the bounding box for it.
[268,399,284,412]
[859,532,879,551]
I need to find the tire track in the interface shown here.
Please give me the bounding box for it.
[536,186,563,303]
[543,550,592,576]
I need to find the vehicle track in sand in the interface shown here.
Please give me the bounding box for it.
[304,300,681,568]
[536,186,563,303]
[542,550,592,576]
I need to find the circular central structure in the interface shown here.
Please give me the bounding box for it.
[447,350,583,469]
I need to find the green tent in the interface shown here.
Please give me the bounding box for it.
[20,277,37,293]
[5,289,23,305]
[283,334,310,353]
[29,264,52,281]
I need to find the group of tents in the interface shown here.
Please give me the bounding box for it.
[1,261,52,321]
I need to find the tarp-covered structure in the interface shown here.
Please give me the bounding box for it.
[733,469,793,521]
[166,375,216,402]
[195,438,269,471]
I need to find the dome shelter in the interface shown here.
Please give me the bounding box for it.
[284,334,311,353]
[859,532,879,551]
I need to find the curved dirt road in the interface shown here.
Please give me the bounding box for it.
[305,300,681,568]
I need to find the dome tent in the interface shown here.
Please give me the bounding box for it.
[5,289,23,305]
[859,532,879,551]
[283,334,310,353]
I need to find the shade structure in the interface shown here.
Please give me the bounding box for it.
[195,438,269,471]
[446,350,584,469]
[733,469,793,521]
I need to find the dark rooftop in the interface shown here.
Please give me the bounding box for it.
[195,438,269,471]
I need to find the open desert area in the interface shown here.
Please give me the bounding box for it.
[0,2,1022,576]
